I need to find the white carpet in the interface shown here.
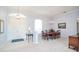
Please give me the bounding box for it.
[0,38,75,52]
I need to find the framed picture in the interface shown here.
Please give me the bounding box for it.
[58,23,66,29]
[0,20,4,33]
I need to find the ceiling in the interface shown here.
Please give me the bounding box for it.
[1,6,79,18]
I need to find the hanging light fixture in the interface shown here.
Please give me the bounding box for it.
[9,6,26,19]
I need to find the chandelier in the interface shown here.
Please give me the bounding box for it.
[9,6,26,19]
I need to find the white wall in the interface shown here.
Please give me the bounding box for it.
[0,8,7,48]
[52,9,79,39]
[42,18,51,31]
[7,14,50,41]
[7,16,27,40]
[1,7,79,46]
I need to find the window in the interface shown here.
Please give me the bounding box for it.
[35,19,42,33]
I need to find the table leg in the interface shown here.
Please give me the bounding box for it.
[32,36,33,42]
[28,36,29,43]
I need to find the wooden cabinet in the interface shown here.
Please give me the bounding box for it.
[69,35,79,51]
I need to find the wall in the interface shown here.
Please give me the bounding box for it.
[1,7,79,45]
[7,16,27,40]
[42,18,51,31]
[0,8,7,48]
[52,9,79,39]
[7,14,50,41]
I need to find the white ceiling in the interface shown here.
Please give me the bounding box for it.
[1,6,79,18]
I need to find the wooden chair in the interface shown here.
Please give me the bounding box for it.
[42,31,48,40]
